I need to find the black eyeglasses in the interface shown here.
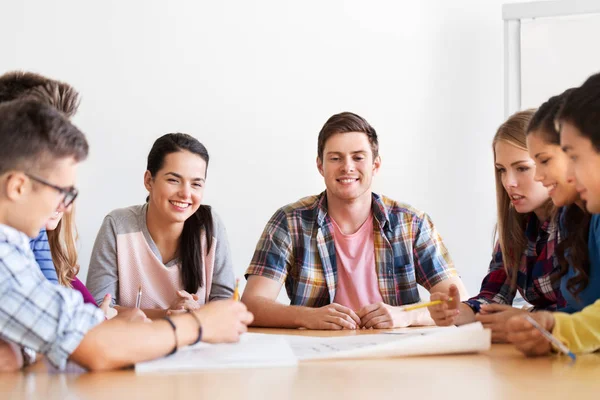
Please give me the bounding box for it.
[26,173,79,208]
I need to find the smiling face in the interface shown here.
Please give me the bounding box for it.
[317,132,381,204]
[494,140,549,214]
[3,157,78,238]
[45,211,64,231]
[526,131,579,207]
[144,150,207,224]
[560,121,600,213]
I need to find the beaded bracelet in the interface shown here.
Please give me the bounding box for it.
[187,310,203,345]
[163,316,178,356]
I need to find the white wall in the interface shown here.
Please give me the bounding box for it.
[521,12,600,109]
[0,0,518,299]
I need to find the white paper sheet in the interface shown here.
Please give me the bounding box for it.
[381,325,457,335]
[135,333,298,374]
[272,322,490,360]
[135,323,490,373]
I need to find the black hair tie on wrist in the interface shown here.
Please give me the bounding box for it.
[163,316,178,356]
[187,310,203,345]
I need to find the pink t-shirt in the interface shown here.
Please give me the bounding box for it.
[331,214,383,311]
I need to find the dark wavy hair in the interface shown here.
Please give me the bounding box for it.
[527,89,590,297]
[146,133,213,292]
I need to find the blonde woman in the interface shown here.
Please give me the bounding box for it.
[45,209,98,304]
[428,110,566,342]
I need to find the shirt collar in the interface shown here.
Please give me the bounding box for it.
[526,210,559,241]
[316,191,390,230]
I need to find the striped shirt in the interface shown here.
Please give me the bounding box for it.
[0,224,104,370]
[29,228,59,284]
[245,192,458,307]
[464,211,566,313]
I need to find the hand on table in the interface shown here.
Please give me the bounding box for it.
[167,290,201,315]
[476,304,527,343]
[506,311,555,356]
[194,300,254,343]
[303,303,361,330]
[357,302,412,329]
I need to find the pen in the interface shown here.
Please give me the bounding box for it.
[524,315,576,361]
[400,298,454,312]
[135,285,143,308]
[233,278,240,301]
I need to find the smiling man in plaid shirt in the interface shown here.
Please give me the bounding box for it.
[242,112,467,330]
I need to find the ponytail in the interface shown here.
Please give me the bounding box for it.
[180,205,213,291]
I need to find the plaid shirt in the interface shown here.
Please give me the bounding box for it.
[0,224,104,370]
[246,192,458,307]
[464,210,566,313]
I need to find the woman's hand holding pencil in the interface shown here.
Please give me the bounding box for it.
[506,311,560,358]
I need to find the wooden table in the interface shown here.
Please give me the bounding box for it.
[1,327,599,400]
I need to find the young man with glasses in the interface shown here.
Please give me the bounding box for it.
[0,99,253,371]
[0,72,92,370]
[25,174,79,208]
[0,71,80,286]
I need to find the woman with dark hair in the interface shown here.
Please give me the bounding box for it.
[525,89,598,314]
[508,72,600,356]
[86,133,235,318]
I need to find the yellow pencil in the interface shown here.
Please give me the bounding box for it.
[233,278,240,301]
[401,298,453,312]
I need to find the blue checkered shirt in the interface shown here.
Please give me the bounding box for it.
[0,224,104,370]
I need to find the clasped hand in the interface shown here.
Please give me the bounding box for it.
[167,290,201,315]
[305,302,410,330]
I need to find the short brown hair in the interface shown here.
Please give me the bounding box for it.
[0,99,88,175]
[0,71,80,118]
[317,112,379,160]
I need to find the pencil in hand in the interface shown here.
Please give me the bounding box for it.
[524,315,576,361]
[233,278,240,301]
[400,298,454,312]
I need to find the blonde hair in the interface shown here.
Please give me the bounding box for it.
[492,109,554,283]
[46,208,79,288]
